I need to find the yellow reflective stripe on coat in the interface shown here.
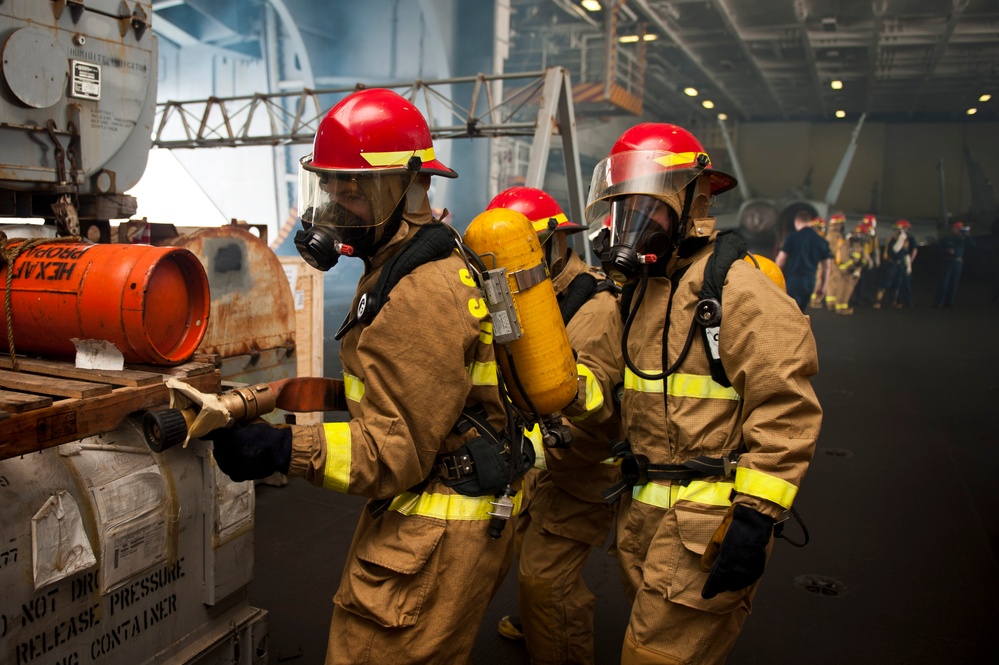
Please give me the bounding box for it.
[360,146,437,168]
[734,467,797,509]
[526,424,546,470]
[387,489,523,520]
[343,373,364,403]
[624,369,740,401]
[467,360,498,386]
[321,422,351,493]
[567,363,604,423]
[479,321,494,345]
[633,480,734,509]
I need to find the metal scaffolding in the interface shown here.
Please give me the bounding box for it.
[152,66,588,259]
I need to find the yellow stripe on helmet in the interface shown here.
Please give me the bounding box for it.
[531,213,569,234]
[360,146,437,168]
[653,151,708,169]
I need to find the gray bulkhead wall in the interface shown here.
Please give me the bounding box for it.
[735,120,999,226]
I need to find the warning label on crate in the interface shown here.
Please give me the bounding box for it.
[101,513,167,593]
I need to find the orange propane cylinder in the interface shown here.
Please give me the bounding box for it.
[0,241,210,365]
[463,208,578,415]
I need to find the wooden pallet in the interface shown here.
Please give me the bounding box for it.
[0,356,222,461]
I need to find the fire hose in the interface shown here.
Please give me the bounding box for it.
[143,376,345,452]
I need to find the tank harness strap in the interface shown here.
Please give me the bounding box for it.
[602,439,739,504]
[694,231,748,389]
[558,272,621,326]
[335,223,457,340]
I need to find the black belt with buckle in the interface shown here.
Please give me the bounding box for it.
[436,450,475,481]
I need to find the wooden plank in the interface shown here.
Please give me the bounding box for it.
[0,356,162,387]
[0,390,53,413]
[0,369,112,398]
[279,256,325,427]
[0,370,222,461]
[125,360,215,378]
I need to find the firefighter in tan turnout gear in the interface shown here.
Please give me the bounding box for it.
[585,123,822,664]
[207,88,533,665]
[488,186,625,665]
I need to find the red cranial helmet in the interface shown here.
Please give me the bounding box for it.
[584,123,737,282]
[298,88,455,238]
[894,219,911,230]
[306,88,455,178]
[487,187,584,236]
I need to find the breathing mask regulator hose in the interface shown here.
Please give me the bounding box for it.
[618,178,699,382]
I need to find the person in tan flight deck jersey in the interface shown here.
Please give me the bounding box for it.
[585,122,822,665]
[207,88,533,665]
[487,186,625,665]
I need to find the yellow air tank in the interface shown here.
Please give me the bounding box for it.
[745,254,787,292]
[463,208,578,415]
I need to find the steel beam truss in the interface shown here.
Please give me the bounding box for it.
[155,68,568,147]
[153,66,589,260]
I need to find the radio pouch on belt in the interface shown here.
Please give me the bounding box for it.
[434,407,534,497]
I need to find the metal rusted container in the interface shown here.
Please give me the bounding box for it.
[0,241,210,365]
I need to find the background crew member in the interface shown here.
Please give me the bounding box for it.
[876,219,918,309]
[585,123,822,665]
[776,209,832,312]
[821,213,847,311]
[850,214,881,307]
[829,225,872,315]
[936,221,976,308]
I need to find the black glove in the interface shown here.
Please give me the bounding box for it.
[700,503,776,599]
[206,421,293,482]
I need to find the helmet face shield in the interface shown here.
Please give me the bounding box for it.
[299,158,417,231]
[584,150,702,229]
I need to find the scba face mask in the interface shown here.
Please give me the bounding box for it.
[295,166,419,269]
[602,195,679,284]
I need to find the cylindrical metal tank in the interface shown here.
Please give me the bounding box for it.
[463,208,578,415]
[0,242,210,365]
[0,419,267,665]
[0,1,157,223]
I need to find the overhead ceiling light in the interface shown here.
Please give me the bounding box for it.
[702,100,715,109]
[618,34,658,43]
[967,108,978,115]
[581,0,602,10]
[835,110,846,118]
[717,113,728,120]
[683,87,698,97]
[831,80,843,90]
[979,94,991,102]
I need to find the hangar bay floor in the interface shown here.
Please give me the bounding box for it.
[250,263,999,664]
